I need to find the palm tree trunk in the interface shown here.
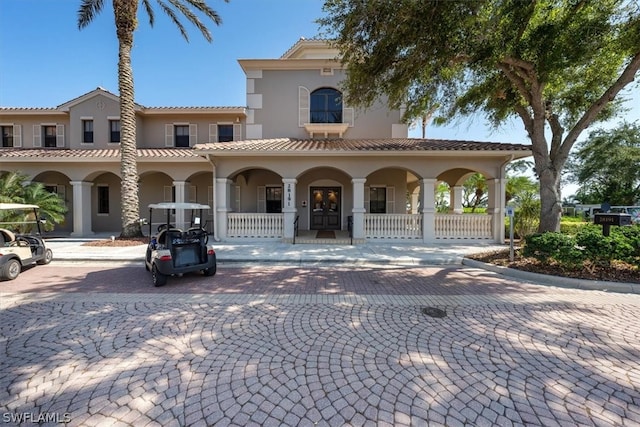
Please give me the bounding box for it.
[116,1,142,238]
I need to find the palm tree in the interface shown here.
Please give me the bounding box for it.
[0,171,67,233]
[77,0,226,237]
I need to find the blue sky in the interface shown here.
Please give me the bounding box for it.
[0,0,638,145]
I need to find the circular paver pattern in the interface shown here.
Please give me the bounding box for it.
[1,266,640,426]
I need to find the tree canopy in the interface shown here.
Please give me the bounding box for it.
[568,122,640,205]
[320,0,640,232]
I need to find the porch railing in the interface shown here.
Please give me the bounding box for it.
[435,214,492,239]
[227,213,284,238]
[364,214,422,239]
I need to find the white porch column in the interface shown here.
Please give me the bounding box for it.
[70,181,94,237]
[215,178,232,240]
[282,178,297,241]
[173,181,187,229]
[450,185,464,214]
[421,179,437,243]
[486,178,507,242]
[351,178,366,240]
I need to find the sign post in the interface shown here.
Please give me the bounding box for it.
[505,206,515,262]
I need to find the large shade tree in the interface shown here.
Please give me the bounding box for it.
[320,0,640,232]
[78,0,226,237]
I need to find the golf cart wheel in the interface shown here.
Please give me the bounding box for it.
[37,248,53,265]
[203,264,217,277]
[1,259,21,281]
[152,263,167,287]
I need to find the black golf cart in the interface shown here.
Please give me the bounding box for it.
[144,202,216,286]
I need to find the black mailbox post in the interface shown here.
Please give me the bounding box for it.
[593,213,632,236]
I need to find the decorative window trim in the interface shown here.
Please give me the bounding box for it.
[0,123,20,147]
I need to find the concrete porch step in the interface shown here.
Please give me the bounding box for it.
[293,238,354,245]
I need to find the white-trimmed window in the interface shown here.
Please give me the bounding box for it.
[82,119,94,143]
[208,123,242,142]
[1,125,21,147]
[109,120,120,143]
[265,186,282,213]
[33,124,64,148]
[367,186,395,214]
[166,123,197,147]
[299,86,354,128]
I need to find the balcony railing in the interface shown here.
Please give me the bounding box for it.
[435,214,492,239]
[365,214,422,239]
[227,213,283,238]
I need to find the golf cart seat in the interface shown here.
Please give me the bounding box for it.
[155,228,183,248]
[0,229,16,246]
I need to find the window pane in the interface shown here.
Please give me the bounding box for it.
[83,120,93,143]
[110,120,120,143]
[310,88,343,124]
[218,124,233,142]
[266,187,282,213]
[175,125,189,147]
[370,187,386,213]
[1,126,13,147]
[44,126,56,147]
[98,186,109,214]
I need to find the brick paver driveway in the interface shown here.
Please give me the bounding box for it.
[1,264,640,426]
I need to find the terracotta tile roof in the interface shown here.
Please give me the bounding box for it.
[193,138,532,153]
[0,107,61,112]
[0,138,531,161]
[144,106,246,111]
[0,148,203,159]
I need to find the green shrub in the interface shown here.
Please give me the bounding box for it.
[523,225,640,269]
[522,232,584,267]
[560,221,589,235]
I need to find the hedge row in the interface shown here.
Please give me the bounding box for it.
[522,225,640,268]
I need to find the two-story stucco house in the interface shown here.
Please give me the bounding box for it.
[0,38,531,243]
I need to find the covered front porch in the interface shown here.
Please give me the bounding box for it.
[192,137,530,245]
[219,209,496,244]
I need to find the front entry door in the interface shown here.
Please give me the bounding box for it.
[311,187,341,230]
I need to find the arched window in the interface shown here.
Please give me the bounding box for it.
[310,88,342,123]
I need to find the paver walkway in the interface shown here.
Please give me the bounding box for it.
[2,266,640,426]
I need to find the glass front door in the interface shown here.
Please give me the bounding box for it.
[310,187,341,230]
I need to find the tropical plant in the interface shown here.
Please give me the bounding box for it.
[462,173,487,212]
[435,182,450,212]
[0,171,67,232]
[77,0,227,237]
[512,189,540,239]
[320,0,640,233]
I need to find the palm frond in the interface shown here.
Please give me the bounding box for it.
[77,0,105,29]
[157,0,190,41]
[141,0,156,27]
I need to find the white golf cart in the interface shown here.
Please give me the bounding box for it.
[144,202,216,287]
[0,203,53,281]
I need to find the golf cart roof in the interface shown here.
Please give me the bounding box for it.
[0,203,40,210]
[148,202,211,210]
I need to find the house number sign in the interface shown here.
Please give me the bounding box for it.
[287,184,292,207]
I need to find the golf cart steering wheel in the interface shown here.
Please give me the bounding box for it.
[157,224,175,232]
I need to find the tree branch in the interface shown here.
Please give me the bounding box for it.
[497,63,533,105]
[561,50,640,160]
